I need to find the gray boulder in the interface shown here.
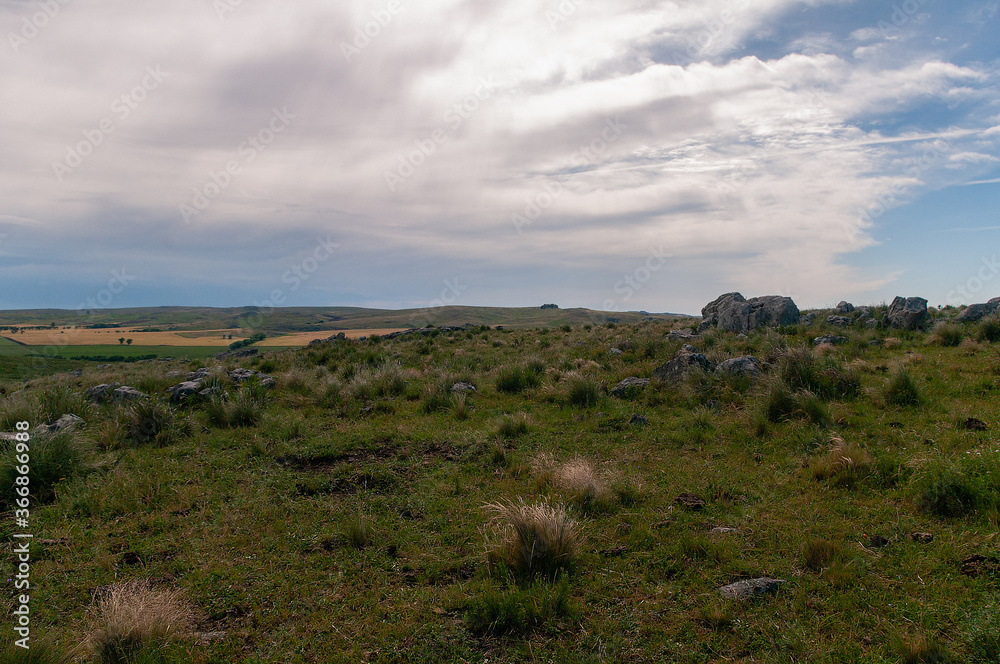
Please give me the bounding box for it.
[865,318,880,329]
[666,329,701,341]
[886,296,928,330]
[610,377,650,397]
[608,348,623,356]
[836,301,855,314]
[701,292,800,334]
[30,414,85,437]
[719,577,786,600]
[653,348,715,383]
[716,356,762,376]
[955,302,1000,323]
[84,383,121,403]
[827,316,851,327]
[167,380,203,403]
[450,382,477,393]
[814,335,849,346]
[112,387,148,402]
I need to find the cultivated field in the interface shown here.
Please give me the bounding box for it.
[1,312,998,663]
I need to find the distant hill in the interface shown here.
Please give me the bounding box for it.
[0,305,689,333]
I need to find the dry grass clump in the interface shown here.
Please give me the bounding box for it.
[811,437,872,487]
[85,580,196,663]
[483,499,583,579]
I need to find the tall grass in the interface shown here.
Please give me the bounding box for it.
[84,581,196,663]
[483,499,583,579]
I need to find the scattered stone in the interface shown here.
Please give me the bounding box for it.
[228,368,275,387]
[31,414,85,437]
[450,382,477,393]
[961,417,989,431]
[909,532,933,544]
[112,386,148,402]
[827,316,852,327]
[960,554,1000,577]
[653,348,715,383]
[629,414,649,426]
[868,338,884,346]
[814,335,849,346]
[886,296,928,330]
[700,292,800,334]
[667,329,701,341]
[715,356,762,377]
[198,386,225,398]
[69,369,83,377]
[836,301,855,314]
[609,348,623,356]
[865,319,880,329]
[709,527,741,535]
[674,493,706,510]
[611,377,650,398]
[96,364,112,370]
[799,314,814,325]
[167,381,204,403]
[84,383,121,403]
[718,577,786,600]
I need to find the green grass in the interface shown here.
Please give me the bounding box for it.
[2,318,999,662]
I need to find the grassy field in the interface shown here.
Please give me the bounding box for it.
[1,316,999,663]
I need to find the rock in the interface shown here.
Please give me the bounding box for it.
[674,493,706,509]
[608,348,623,356]
[70,369,83,377]
[96,364,112,370]
[886,296,928,330]
[960,417,988,431]
[610,377,650,398]
[112,387,148,402]
[84,383,121,403]
[955,302,1000,323]
[709,526,741,535]
[718,577,786,600]
[866,318,880,329]
[667,329,701,341]
[450,382,477,393]
[167,381,204,403]
[799,314,814,325]
[629,413,649,426]
[186,368,213,381]
[653,348,715,383]
[814,335,849,346]
[31,414,85,437]
[701,292,800,334]
[909,532,933,544]
[681,344,700,354]
[198,386,225,398]
[716,356,762,376]
[228,368,255,383]
[836,301,855,314]
[166,371,186,379]
[827,316,852,327]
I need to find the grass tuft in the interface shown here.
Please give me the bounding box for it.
[85,581,196,664]
[483,499,583,579]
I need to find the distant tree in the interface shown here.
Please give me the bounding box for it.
[126,339,133,346]
[118,337,125,345]
[541,304,559,310]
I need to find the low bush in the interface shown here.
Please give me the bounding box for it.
[483,499,582,579]
[0,431,87,506]
[885,368,921,406]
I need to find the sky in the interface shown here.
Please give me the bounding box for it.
[1,0,998,315]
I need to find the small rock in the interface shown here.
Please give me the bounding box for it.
[836,301,855,314]
[682,344,700,354]
[84,383,121,403]
[31,414,85,437]
[609,348,623,356]
[909,532,933,544]
[629,414,649,426]
[960,417,988,431]
[167,381,204,403]
[667,329,701,341]
[450,382,477,393]
[610,377,650,398]
[718,577,785,600]
[675,493,706,509]
[814,335,848,346]
[112,386,148,402]
[716,356,762,376]
[653,348,715,383]
[827,316,852,327]
[709,527,741,535]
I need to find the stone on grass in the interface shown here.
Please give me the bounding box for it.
[674,493,706,509]
[700,292,800,334]
[886,296,928,330]
[827,316,852,327]
[814,335,849,346]
[718,577,786,600]
[716,356,761,377]
[653,348,715,383]
[450,382,477,393]
[84,383,121,403]
[112,386,148,402]
[955,302,1000,323]
[611,377,650,397]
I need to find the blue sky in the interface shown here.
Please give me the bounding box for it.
[1,0,998,315]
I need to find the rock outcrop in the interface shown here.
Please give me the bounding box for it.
[653,346,715,382]
[886,296,928,330]
[716,356,762,376]
[699,293,800,334]
[955,298,1000,323]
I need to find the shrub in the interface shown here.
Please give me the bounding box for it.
[497,413,529,439]
[778,347,860,400]
[496,365,542,394]
[932,324,964,347]
[464,575,576,636]
[565,373,600,408]
[124,401,175,446]
[483,499,582,579]
[85,581,196,664]
[978,316,1000,343]
[1,431,86,506]
[803,538,841,571]
[885,368,921,406]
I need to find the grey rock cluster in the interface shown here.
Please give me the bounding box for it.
[954,297,1000,323]
[84,383,148,403]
